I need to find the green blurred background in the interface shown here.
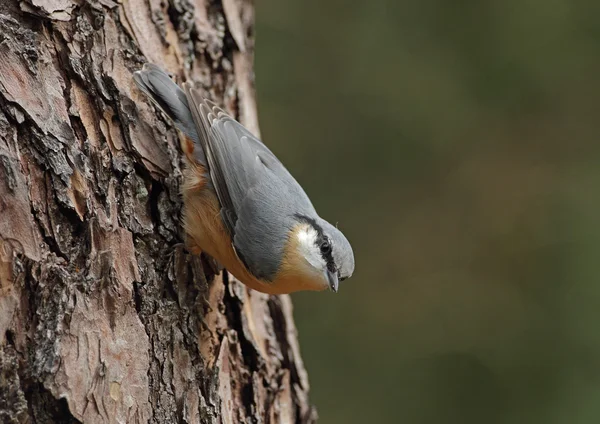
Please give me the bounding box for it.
[254,1,600,423]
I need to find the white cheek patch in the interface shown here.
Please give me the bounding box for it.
[296,226,326,271]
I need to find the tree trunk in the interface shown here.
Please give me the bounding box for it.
[0,0,317,422]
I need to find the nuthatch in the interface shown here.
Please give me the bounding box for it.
[133,64,354,294]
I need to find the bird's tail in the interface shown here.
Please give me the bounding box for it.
[133,63,206,166]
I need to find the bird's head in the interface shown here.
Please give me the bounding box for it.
[290,214,354,292]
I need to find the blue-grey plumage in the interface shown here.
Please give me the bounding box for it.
[132,64,207,167]
[133,63,354,294]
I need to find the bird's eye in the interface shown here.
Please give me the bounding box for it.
[320,240,332,255]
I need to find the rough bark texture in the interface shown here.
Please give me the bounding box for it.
[0,0,317,422]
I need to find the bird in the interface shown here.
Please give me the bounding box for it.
[133,63,354,294]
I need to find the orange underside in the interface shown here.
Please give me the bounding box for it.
[180,136,327,294]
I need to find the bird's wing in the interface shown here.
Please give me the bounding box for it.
[184,86,316,281]
[133,64,209,166]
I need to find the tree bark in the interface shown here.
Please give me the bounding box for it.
[0,0,317,423]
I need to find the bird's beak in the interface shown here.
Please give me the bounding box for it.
[327,269,339,293]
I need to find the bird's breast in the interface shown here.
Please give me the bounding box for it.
[180,161,327,294]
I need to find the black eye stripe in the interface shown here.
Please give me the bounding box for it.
[320,239,332,254]
[293,214,337,271]
[319,238,336,272]
[319,240,336,273]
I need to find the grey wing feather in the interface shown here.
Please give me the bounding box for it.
[183,87,316,280]
[233,168,313,280]
[133,64,206,166]
[183,88,240,236]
